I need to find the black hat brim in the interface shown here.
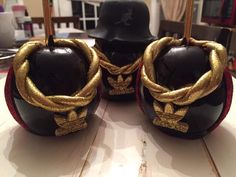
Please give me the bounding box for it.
[88,28,156,43]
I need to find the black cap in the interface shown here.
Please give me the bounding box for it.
[88,0,155,43]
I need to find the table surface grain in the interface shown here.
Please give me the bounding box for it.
[0,34,235,176]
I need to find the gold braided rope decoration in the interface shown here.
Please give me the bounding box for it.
[13,39,102,113]
[141,37,227,106]
[141,37,227,133]
[93,45,142,75]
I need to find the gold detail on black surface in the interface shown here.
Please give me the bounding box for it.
[141,37,227,132]
[153,101,189,133]
[93,45,141,95]
[93,46,141,75]
[141,37,227,106]
[107,75,135,95]
[13,39,102,135]
[55,108,88,136]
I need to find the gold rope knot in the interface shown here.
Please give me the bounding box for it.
[141,37,227,132]
[13,39,102,136]
[93,46,141,75]
[93,45,141,95]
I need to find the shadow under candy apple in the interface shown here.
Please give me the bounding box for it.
[3,114,104,177]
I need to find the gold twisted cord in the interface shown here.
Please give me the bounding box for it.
[141,37,227,106]
[13,39,102,112]
[93,45,142,75]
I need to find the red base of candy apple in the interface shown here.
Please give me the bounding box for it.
[208,70,233,132]
[5,67,29,130]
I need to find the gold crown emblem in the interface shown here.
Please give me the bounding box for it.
[54,108,88,136]
[153,101,189,133]
[107,75,135,95]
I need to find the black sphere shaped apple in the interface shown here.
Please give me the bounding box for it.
[137,37,233,139]
[5,38,102,136]
[95,40,147,101]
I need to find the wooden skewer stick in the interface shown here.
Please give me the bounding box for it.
[184,0,194,43]
[42,0,53,41]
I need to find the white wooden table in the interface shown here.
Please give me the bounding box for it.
[0,75,235,177]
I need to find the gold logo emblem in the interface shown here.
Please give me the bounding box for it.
[54,108,88,136]
[107,75,135,95]
[153,101,189,133]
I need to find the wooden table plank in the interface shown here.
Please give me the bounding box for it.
[0,77,108,177]
[204,78,236,177]
[79,101,217,177]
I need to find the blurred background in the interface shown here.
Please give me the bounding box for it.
[0,0,236,77]
[0,0,205,34]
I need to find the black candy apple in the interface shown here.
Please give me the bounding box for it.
[96,40,147,101]
[137,37,233,139]
[88,0,155,101]
[5,38,101,136]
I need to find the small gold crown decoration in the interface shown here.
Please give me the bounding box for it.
[153,101,189,133]
[54,108,88,136]
[107,75,135,95]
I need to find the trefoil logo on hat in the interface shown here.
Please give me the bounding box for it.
[115,8,133,26]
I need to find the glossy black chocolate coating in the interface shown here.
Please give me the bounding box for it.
[138,46,227,139]
[97,39,147,101]
[29,47,88,95]
[12,47,100,136]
